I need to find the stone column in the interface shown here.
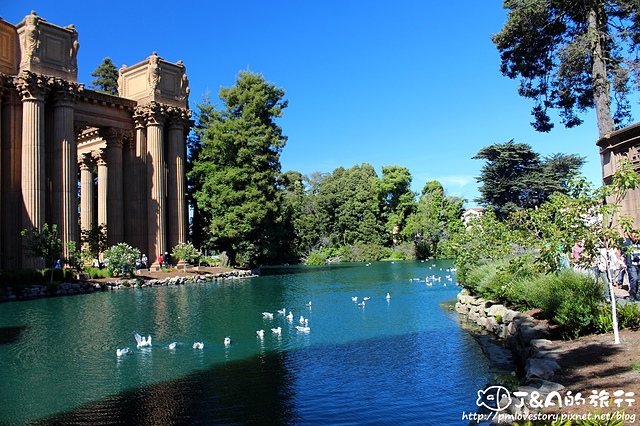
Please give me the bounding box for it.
[122,135,137,248]
[96,152,108,230]
[0,81,4,270]
[134,115,148,254]
[1,88,23,271]
[15,71,49,268]
[79,153,94,233]
[141,104,166,269]
[99,128,124,246]
[52,80,80,258]
[166,107,190,254]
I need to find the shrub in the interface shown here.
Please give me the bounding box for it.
[534,270,603,339]
[339,243,390,262]
[464,258,606,339]
[305,250,328,266]
[103,243,140,277]
[387,250,406,261]
[85,267,110,279]
[617,302,640,329]
[593,306,614,334]
[391,242,416,260]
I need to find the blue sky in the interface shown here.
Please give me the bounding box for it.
[4,1,638,206]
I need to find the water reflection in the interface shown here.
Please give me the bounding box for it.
[0,325,29,345]
[33,349,300,426]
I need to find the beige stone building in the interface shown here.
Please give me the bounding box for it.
[597,122,640,229]
[0,12,192,271]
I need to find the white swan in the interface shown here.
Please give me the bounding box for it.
[116,347,131,357]
[262,312,274,319]
[271,327,282,334]
[192,342,204,350]
[134,332,152,347]
[306,301,312,307]
[286,311,293,321]
[352,296,358,302]
[224,336,231,346]
[295,325,310,333]
[363,296,370,301]
[299,315,306,324]
[277,308,286,315]
[357,301,366,307]
[256,329,265,339]
[168,342,178,350]
[386,293,391,300]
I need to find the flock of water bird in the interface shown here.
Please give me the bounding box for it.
[115,264,457,358]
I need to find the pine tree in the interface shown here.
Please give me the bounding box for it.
[90,57,119,95]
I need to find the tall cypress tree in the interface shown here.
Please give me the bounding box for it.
[190,71,288,267]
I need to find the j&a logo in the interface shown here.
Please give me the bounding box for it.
[476,386,512,412]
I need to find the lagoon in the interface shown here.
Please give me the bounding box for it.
[0,260,491,425]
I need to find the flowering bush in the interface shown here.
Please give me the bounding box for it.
[103,243,140,277]
[171,242,201,272]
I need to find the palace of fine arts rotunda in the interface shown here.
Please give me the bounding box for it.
[0,12,192,271]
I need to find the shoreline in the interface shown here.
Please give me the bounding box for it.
[455,289,640,421]
[0,267,259,302]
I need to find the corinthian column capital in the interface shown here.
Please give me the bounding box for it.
[166,106,193,130]
[51,79,84,106]
[13,70,51,101]
[134,101,167,127]
[98,127,125,149]
[79,152,94,170]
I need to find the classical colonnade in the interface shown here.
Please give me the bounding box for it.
[0,12,192,271]
[76,103,191,265]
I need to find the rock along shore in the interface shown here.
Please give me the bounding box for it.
[0,269,258,302]
[456,288,565,420]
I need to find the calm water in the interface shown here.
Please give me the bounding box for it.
[0,260,491,425]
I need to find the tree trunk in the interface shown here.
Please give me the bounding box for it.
[588,6,615,138]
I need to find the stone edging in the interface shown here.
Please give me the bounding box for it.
[456,289,565,418]
[0,269,258,302]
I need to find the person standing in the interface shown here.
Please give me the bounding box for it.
[572,240,585,264]
[624,231,640,301]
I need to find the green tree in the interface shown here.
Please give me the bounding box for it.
[316,164,386,247]
[450,210,518,284]
[280,170,324,258]
[510,161,640,344]
[402,181,464,258]
[171,242,201,272]
[80,224,107,265]
[103,243,140,277]
[473,140,584,217]
[90,58,119,95]
[378,166,416,242]
[187,93,218,250]
[492,0,640,137]
[21,223,62,269]
[190,71,288,267]
[21,223,64,282]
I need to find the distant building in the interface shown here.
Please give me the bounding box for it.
[597,122,640,231]
[0,12,192,270]
[462,207,485,226]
